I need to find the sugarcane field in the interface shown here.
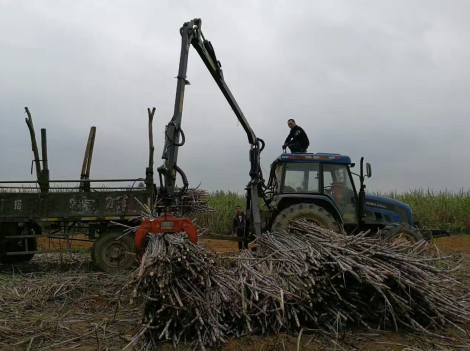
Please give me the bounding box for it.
[1,2,470,351]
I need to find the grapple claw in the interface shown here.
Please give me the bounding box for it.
[134,214,197,261]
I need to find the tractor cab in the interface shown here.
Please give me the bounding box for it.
[266,153,415,234]
[268,153,358,225]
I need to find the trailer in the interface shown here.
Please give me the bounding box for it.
[0,108,158,272]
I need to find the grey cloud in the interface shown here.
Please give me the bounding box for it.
[0,0,469,193]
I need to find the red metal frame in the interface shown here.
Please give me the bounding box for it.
[134,213,197,261]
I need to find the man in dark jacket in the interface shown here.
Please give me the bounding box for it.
[282,119,309,153]
[233,205,248,250]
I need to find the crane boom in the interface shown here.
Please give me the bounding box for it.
[158,18,264,237]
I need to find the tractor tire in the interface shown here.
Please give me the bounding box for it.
[381,223,423,245]
[0,223,38,264]
[92,230,136,273]
[271,203,339,233]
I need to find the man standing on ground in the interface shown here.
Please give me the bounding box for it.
[233,205,248,251]
[282,119,310,153]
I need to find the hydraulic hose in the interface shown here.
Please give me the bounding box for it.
[165,164,188,199]
[165,122,186,147]
[257,138,265,152]
[174,164,189,189]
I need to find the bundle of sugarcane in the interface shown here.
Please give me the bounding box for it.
[110,189,213,247]
[128,221,470,350]
[180,188,214,213]
[249,221,470,335]
[154,188,214,214]
[128,233,238,349]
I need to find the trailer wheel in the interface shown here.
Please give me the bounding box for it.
[381,224,423,245]
[0,223,39,264]
[92,230,135,273]
[271,203,339,233]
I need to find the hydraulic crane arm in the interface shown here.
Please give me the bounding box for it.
[158,18,264,237]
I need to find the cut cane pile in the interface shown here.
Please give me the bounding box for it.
[128,221,470,349]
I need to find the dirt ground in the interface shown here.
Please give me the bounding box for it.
[37,234,468,254]
[36,236,240,252]
[36,235,240,252]
[434,235,470,253]
[0,234,469,351]
[201,238,239,253]
[37,235,94,250]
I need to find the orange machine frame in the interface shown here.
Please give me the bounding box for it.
[134,213,197,261]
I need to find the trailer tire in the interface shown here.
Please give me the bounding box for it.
[0,223,38,264]
[381,223,423,245]
[271,203,339,233]
[92,230,135,273]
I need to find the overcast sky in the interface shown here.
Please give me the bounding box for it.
[0,0,469,193]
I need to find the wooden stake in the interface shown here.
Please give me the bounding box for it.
[24,107,42,180]
[85,127,96,178]
[148,107,156,170]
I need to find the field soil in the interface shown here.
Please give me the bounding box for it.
[37,235,94,250]
[202,238,239,253]
[0,234,469,350]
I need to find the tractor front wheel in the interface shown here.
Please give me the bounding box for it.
[92,230,136,273]
[271,203,339,233]
[382,224,423,245]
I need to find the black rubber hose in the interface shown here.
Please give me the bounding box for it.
[165,123,186,147]
[257,138,265,152]
[163,165,188,199]
[174,165,189,188]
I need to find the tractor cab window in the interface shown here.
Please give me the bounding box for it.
[323,164,356,223]
[282,163,320,194]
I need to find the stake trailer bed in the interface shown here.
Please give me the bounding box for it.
[0,108,157,272]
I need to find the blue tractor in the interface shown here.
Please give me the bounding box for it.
[155,19,425,246]
[262,153,423,243]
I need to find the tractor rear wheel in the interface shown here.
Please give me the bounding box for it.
[92,230,135,273]
[271,203,339,233]
[382,224,423,245]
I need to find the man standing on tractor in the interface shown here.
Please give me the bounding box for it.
[282,119,310,153]
[233,205,248,250]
